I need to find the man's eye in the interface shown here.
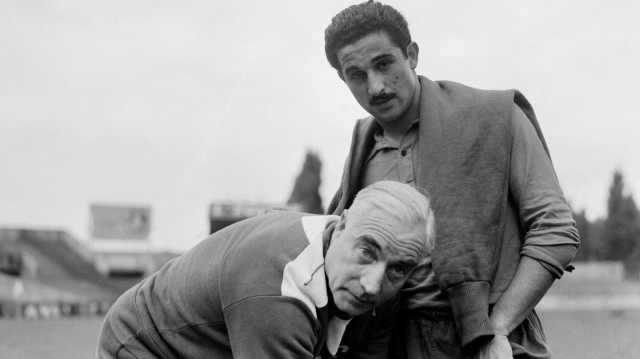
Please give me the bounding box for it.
[349,71,365,81]
[360,247,375,261]
[377,60,392,71]
[388,265,407,278]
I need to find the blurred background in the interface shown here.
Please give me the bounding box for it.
[1,0,639,358]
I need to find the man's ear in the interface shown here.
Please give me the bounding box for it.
[338,209,349,230]
[406,41,419,70]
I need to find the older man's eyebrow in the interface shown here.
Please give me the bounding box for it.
[399,258,420,268]
[358,236,381,251]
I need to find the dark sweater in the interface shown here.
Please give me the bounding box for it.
[328,76,562,348]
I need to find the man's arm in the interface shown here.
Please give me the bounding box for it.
[490,257,554,335]
[476,257,554,358]
[476,104,579,358]
[224,296,320,359]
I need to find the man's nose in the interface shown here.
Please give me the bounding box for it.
[367,73,385,96]
[360,263,385,296]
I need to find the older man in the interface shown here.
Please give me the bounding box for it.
[324,1,579,358]
[96,181,435,359]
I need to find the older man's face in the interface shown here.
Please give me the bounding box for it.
[324,207,424,317]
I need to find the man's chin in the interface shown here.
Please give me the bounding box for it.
[369,108,401,123]
[339,306,365,317]
[336,299,373,317]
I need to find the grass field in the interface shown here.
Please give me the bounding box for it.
[1,309,639,358]
[0,316,103,359]
[538,310,640,359]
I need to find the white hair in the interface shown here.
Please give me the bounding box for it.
[349,181,436,256]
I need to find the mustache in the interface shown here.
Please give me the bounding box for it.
[369,93,396,106]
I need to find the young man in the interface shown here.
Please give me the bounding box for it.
[324,2,580,358]
[96,181,436,359]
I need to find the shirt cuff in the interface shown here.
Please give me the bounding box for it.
[521,243,578,278]
[444,281,495,349]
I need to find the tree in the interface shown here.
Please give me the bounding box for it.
[589,219,607,260]
[572,207,593,261]
[602,171,640,277]
[287,150,324,214]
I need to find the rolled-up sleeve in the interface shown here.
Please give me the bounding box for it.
[510,104,580,278]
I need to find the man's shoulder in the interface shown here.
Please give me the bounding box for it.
[224,212,334,256]
[229,211,313,244]
[351,116,380,139]
[217,214,328,304]
[431,78,517,105]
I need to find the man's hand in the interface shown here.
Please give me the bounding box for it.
[474,335,513,359]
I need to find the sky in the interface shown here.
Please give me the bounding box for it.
[1,0,639,252]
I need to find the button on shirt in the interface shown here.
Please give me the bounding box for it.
[361,120,419,188]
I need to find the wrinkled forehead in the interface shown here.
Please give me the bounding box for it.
[348,211,426,259]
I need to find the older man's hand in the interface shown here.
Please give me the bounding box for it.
[474,335,513,359]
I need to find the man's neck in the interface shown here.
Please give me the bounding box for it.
[379,117,415,143]
[378,81,421,142]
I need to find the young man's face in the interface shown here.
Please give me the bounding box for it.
[324,207,424,317]
[337,31,419,125]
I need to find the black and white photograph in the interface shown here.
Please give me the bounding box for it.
[1,1,639,358]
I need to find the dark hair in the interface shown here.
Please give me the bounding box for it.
[324,1,412,70]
